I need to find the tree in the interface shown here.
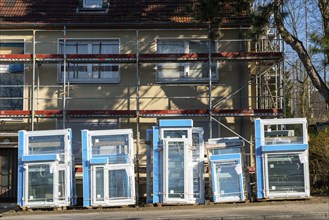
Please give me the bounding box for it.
[273,0,329,105]
[193,0,329,105]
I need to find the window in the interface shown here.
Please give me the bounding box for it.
[83,0,103,9]
[0,42,24,110]
[157,40,217,83]
[59,40,120,83]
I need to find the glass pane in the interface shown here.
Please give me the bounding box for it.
[91,135,129,164]
[264,123,304,145]
[0,43,24,110]
[95,167,104,201]
[192,132,201,198]
[58,170,65,200]
[189,41,209,53]
[163,130,188,139]
[109,169,130,199]
[215,162,241,199]
[157,41,184,54]
[168,141,184,199]
[158,63,185,79]
[28,135,65,155]
[1,156,9,188]
[28,164,53,202]
[267,154,305,193]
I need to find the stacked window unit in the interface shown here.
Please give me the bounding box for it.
[255,118,310,199]
[207,137,245,203]
[81,129,135,207]
[146,119,204,204]
[17,129,76,208]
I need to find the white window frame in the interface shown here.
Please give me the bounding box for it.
[83,0,103,9]
[259,118,308,146]
[264,151,310,199]
[0,40,25,112]
[91,164,135,206]
[156,38,218,83]
[57,38,120,84]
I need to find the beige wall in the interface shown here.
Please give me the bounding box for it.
[1,28,254,139]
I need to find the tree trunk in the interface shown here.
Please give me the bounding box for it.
[274,0,329,105]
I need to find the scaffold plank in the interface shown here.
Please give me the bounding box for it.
[0,52,283,64]
[0,109,283,118]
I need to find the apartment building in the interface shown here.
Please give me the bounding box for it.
[0,0,283,202]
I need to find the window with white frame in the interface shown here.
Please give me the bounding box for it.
[0,42,24,110]
[59,40,120,83]
[83,0,103,9]
[157,40,217,83]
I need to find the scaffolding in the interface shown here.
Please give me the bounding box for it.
[0,27,283,126]
[0,26,284,201]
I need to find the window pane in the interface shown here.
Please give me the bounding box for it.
[168,141,185,198]
[28,135,65,155]
[163,130,188,138]
[0,43,24,110]
[84,0,102,8]
[95,167,104,201]
[157,40,216,82]
[60,40,119,82]
[28,164,53,202]
[109,169,130,199]
[91,135,129,164]
[157,41,184,54]
[264,123,304,145]
[215,161,241,199]
[58,170,65,200]
[267,154,305,194]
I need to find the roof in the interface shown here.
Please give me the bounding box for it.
[0,0,251,27]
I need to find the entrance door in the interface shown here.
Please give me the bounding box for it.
[163,140,190,203]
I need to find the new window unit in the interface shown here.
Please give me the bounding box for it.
[255,118,310,199]
[81,129,135,207]
[146,119,204,204]
[17,129,76,208]
[207,137,245,203]
[156,39,217,83]
[58,39,120,83]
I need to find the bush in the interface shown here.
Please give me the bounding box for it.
[308,128,329,195]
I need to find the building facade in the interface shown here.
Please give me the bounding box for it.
[0,0,283,202]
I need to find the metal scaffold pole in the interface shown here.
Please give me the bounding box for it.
[135,29,140,204]
[31,30,36,131]
[208,26,213,139]
[63,26,67,128]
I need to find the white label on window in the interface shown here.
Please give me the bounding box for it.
[58,192,61,196]
[270,164,274,168]
[170,190,174,194]
[29,196,33,200]
[182,135,186,138]
[220,190,225,195]
[299,152,307,164]
[95,139,99,143]
[235,165,242,175]
[97,194,101,199]
[271,186,276,190]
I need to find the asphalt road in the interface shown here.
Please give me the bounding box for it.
[1,198,329,220]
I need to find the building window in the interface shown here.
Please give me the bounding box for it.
[83,0,103,9]
[0,42,24,110]
[157,40,217,83]
[59,40,120,83]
